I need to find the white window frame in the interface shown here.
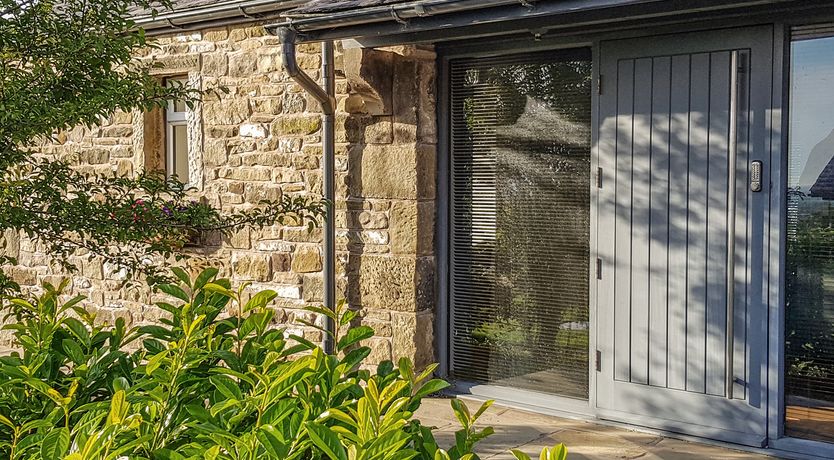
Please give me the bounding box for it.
[165,78,189,186]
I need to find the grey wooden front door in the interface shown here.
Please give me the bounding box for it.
[596,27,773,446]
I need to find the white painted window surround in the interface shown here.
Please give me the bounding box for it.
[165,78,189,185]
[157,74,203,190]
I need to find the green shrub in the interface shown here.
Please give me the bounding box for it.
[0,269,566,459]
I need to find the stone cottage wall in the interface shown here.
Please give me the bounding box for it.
[0,23,438,368]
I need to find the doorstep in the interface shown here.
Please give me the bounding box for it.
[415,398,778,459]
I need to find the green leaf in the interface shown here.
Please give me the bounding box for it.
[472,399,494,422]
[109,390,127,425]
[203,282,236,299]
[145,350,169,375]
[154,448,187,460]
[157,283,190,303]
[61,339,85,364]
[340,347,371,370]
[413,379,451,401]
[304,305,338,322]
[245,289,278,312]
[305,422,348,460]
[62,317,90,343]
[209,374,243,401]
[258,425,289,458]
[0,414,14,430]
[112,376,130,392]
[336,326,374,351]
[450,399,471,431]
[339,309,358,326]
[434,449,452,460]
[194,267,219,290]
[547,444,568,460]
[40,427,69,460]
[170,267,191,288]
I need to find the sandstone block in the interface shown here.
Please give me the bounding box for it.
[276,285,302,300]
[393,310,434,368]
[389,200,435,255]
[271,116,322,136]
[342,48,394,116]
[219,167,271,181]
[225,228,250,249]
[1,230,20,259]
[231,252,271,281]
[271,253,292,273]
[252,98,283,116]
[204,99,251,125]
[148,54,199,75]
[7,267,37,286]
[348,144,436,200]
[244,184,282,203]
[202,53,227,77]
[203,28,229,41]
[348,255,434,312]
[204,139,228,166]
[366,337,392,364]
[228,52,258,77]
[284,227,322,243]
[292,246,322,273]
[292,152,320,170]
[338,115,393,145]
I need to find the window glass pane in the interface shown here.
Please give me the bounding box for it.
[173,99,187,114]
[172,124,189,183]
[786,34,834,443]
[166,78,188,113]
[450,50,592,399]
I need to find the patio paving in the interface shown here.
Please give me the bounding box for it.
[415,397,778,459]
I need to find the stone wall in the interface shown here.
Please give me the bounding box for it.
[0,23,438,368]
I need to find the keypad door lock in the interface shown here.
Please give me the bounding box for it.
[750,160,763,192]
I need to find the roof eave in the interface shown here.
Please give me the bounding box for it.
[266,0,805,46]
[135,0,305,34]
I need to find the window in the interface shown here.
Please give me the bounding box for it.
[449,49,593,399]
[786,26,834,443]
[165,78,189,185]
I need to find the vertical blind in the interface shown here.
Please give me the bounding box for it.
[449,49,592,399]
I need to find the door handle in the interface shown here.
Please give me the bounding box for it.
[726,49,740,400]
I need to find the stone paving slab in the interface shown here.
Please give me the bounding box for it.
[415,398,777,459]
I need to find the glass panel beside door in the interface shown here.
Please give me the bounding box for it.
[449,49,592,399]
[786,30,834,444]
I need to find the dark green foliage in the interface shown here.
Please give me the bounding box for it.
[0,0,322,295]
[0,269,568,459]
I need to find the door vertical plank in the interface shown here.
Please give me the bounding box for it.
[734,51,752,399]
[686,52,711,394]
[630,58,653,385]
[706,51,731,396]
[667,54,691,391]
[615,58,635,382]
[649,56,671,388]
[597,48,619,399]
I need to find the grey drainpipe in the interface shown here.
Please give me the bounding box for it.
[277,28,337,354]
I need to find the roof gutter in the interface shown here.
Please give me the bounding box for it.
[135,0,305,34]
[275,28,338,354]
[265,0,794,44]
[264,0,636,37]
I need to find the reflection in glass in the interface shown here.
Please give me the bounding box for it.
[450,50,592,399]
[786,34,834,442]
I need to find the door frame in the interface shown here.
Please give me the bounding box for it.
[593,25,775,448]
[434,12,830,457]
